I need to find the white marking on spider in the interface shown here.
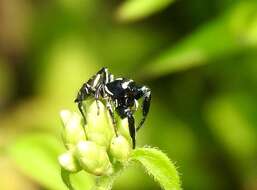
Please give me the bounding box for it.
[105,86,114,96]
[141,86,147,91]
[93,74,101,88]
[109,74,114,82]
[134,99,139,110]
[121,80,133,89]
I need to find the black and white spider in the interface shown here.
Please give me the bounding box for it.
[75,67,151,148]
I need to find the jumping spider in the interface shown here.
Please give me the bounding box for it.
[75,67,151,148]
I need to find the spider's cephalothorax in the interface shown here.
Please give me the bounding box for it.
[75,68,151,148]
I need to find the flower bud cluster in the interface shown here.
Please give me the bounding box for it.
[58,100,132,176]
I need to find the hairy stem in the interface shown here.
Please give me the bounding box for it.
[92,163,123,190]
[93,176,115,190]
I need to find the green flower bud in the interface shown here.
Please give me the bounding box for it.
[75,140,113,176]
[60,110,72,125]
[110,135,132,162]
[60,110,86,149]
[84,101,115,148]
[58,151,81,172]
[116,118,132,146]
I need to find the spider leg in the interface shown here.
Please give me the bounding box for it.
[77,101,87,124]
[116,106,136,148]
[75,84,92,124]
[133,99,139,112]
[91,68,110,115]
[95,86,101,116]
[95,100,100,115]
[136,88,151,131]
[96,67,110,84]
[106,100,118,136]
[90,67,110,92]
[96,67,113,98]
[126,111,136,149]
[75,68,113,123]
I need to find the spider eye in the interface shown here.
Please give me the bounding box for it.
[125,97,134,107]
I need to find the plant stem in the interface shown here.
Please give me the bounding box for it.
[92,163,124,190]
[93,175,115,190]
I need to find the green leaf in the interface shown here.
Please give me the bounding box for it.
[117,0,175,22]
[141,2,257,79]
[130,147,181,190]
[8,133,93,190]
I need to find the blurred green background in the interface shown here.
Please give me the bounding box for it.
[0,0,257,189]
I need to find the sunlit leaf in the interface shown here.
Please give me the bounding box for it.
[117,0,175,22]
[141,2,257,79]
[131,147,181,190]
